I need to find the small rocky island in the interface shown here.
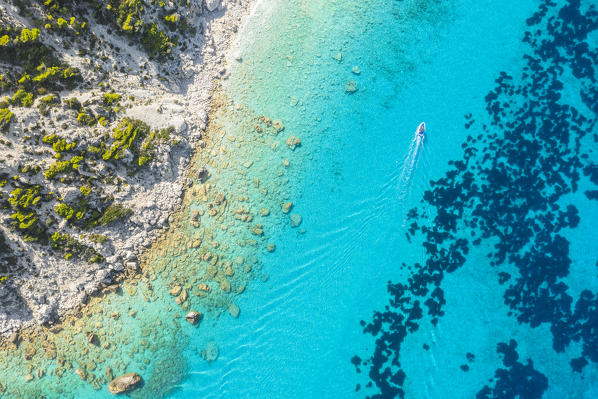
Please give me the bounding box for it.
[0,0,235,335]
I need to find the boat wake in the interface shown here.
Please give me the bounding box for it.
[397,122,425,201]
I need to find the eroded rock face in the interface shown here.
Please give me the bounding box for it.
[108,372,142,394]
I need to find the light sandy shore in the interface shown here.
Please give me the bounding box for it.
[0,0,255,335]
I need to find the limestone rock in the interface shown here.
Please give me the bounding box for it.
[185,311,202,325]
[228,303,240,318]
[290,214,303,228]
[75,368,87,380]
[108,372,142,394]
[345,80,358,94]
[272,119,285,132]
[205,0,220,12]
[286,135,301,150]
[201,341,219,362]
[281,202,293,214]
[86,331,99,345]
[169,285,182,296]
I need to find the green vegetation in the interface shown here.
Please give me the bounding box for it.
[95,203,133,226]
[55,202,85,221]
[0,108,13,130]
[50,231,104,263]
[44,156,82,179]
[88,233,107,243]
[64,97,81,111]
[103,92,120,105]
[6,185,47,242]
[77,110,96,126]
[103,117,149,161]
[141,23,174,58]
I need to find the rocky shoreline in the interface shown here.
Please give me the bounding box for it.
[0,0,254,335]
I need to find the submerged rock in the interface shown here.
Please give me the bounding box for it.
[197,167,210,181]
[86,331,99,345]
[108,372,142,394]
[272,119,285,132]
[228,302,240,318]
[201,341,219,362]
[286,135,301,150]
[169,285,182,296]
[75,368,87,380]
[345,80,358,94]
[281,202,293,214]
[290,214,303,228]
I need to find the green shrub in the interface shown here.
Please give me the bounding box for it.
[103,118,149,161]
[10,89,34,107]
[141,23,173,58]
[0,108,13,130]
[103,92,120,105]
[80,185,92,196]
[96,203,133,226]
[64,97,81,110]
[77,111,96,126]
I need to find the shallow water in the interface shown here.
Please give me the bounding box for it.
[2,0,598,398]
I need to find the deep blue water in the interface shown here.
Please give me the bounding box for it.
[166,0,598,398]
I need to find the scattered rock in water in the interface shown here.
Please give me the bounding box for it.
[351,65,361,75]
[228,303,240,318]
[286,135,301,150]
[272,119,285,132]
[197,167,210,181]
[8,332,19,348]
[24,373,34,382]
[345,80,358,94]
[281,201,293,214]
[24,344,36,360]
[267,243,276,252]
[237,283,246,294]
[75,368,87,380]
[290,214,303,228]
[283,158,290,168]
[225,265,235,276]
[36,369,45,379]
[198,283,211,292]
[201,341,219,362]
[333,51,342,62]
[185,311,202,325]
[108,372,142,394]
[261,274,269,282]
[86,331,99,345]
[169,285,182,296]
[250,224,264,236]
[105,367,114,381]
[48,325,62,334]
[220,279,231,293]
[260,208,270,216]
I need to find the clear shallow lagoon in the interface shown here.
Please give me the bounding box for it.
[2,0,598,398]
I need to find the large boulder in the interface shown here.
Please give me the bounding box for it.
[205,0,220,12]
[108,372,142,394]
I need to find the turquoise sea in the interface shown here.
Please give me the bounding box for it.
[2,0,598,398]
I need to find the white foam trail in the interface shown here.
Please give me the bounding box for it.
[397,134,423,201]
